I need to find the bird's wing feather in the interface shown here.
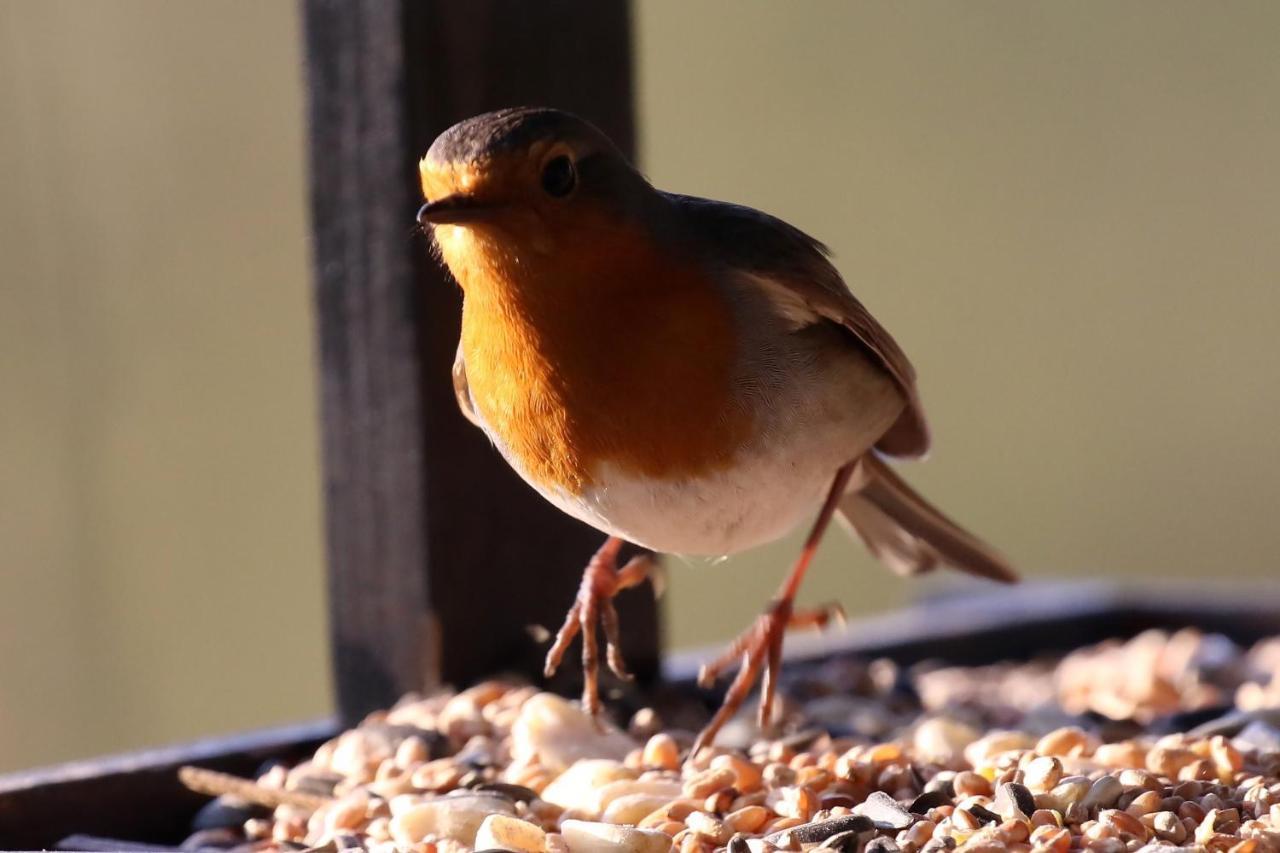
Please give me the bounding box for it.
[668,193,930,457]
[452,343,483,428]
[838,454,1017,582]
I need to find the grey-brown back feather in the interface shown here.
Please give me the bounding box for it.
[664,193,931,458]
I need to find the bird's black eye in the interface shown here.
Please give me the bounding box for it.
[540,155,577,198]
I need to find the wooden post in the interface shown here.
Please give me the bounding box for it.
[302,0,659,724]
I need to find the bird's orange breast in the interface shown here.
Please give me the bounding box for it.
[444,223,752,496]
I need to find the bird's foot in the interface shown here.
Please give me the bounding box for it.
[692,599,845,753]
[543,536,654,718]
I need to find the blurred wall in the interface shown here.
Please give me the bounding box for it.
[0,2,329,772]
[637,1,1280,647]
[2,1,1279,772]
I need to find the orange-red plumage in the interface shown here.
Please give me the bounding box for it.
[448,220,750,493]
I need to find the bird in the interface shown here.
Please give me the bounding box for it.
[416,107,1017,750]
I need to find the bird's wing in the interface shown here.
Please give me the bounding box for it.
[668,193,930,458]
[452,343,483,428]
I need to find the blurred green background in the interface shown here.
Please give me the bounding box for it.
[2,1,1278,772]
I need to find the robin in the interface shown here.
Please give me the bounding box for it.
[417,107,1016,750]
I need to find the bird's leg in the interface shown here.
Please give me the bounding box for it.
[544,536,653,717]
[693,461,858,752]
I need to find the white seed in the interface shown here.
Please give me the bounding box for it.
[603,793,682,825]
[914,717,980,767]
[594,779,684,816]
[1082,775,1124,810]
[388,794,515,845]
[512,694,637,774]
[1023,756,1064,793]
[475,813,548,853]
[560,819,674,853]
[1039,778,1091,813]
[542,759,638,812]
[964,730,1035,768]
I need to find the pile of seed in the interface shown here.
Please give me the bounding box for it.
[182,629,1280,853]
[906,630,1280,726]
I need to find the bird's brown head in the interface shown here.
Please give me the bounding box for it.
[419,108,652,284]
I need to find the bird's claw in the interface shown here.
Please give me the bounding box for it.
[693,599,844,752]
[543,539,653,717]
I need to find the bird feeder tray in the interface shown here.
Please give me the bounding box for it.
[5,584,1280,850]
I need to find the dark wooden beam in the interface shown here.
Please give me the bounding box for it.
[302,0,658,724]
[303,0,437,724]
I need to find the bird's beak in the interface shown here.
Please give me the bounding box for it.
[417,194,493,226]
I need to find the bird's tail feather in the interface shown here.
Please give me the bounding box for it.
[836,454,1017,583]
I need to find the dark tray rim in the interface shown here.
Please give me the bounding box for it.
[665,578,1280,679]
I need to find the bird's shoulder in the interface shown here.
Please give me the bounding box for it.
[663,192,932,458]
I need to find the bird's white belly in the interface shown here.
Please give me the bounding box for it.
[544,443,834,556]
[479,417,846,555]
